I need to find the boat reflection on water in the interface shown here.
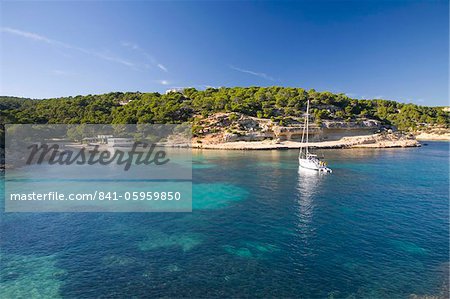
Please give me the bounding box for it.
[296,167,323,248]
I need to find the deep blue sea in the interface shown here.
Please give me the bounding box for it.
[1,142,449,298]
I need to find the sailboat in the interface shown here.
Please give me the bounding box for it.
[298,99,332,173]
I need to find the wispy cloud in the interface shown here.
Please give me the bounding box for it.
[122,41,168,73]
[51,70,73,76]
[229,65,275,81]
[157,80,170,85]
[1,27,137,69]
[121,41,139,50]
[157,64,168,72]
[93,52,135,68]
[2,27,71,48]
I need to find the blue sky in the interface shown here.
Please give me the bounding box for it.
[0,1,448,106]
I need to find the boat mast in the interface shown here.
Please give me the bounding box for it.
[305,99,309,155]
[300,98,310,157]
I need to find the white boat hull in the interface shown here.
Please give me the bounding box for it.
[299,158,332,173]
[299,158,319,170]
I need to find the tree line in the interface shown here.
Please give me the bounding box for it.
[1,87,448,132]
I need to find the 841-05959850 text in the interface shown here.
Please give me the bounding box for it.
[10,191,182,201]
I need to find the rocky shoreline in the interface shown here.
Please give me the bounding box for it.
[189,112,444,150]
[192,132,421,150]
[415,129,450,141]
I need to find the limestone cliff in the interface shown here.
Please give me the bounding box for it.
[193,113,386,144]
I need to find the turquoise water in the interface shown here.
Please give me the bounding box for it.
[0,142,448,298]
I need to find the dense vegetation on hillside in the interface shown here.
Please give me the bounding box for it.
[1,87,448,132]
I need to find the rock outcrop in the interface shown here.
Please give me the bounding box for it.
[414,127,450,141]
[194,113,386,144]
